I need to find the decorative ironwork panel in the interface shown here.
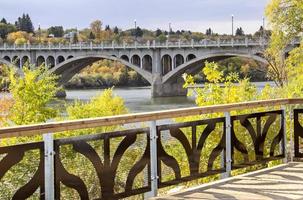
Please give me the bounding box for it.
[54,128,151,200]
[231,110,284,169]
[294,109,303,158]
[0,142,44,199]
[157,118,226,188]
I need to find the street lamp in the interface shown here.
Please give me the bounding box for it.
[231,14,234,36]
[134,19,137,41]
[38,23,41,43]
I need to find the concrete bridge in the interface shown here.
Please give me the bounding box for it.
[0,38,298,97]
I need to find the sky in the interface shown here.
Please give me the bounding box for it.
[0,0,270,34]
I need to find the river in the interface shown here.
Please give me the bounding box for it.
[63,82,275,113]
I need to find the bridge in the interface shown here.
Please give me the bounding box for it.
[0,38,298,97]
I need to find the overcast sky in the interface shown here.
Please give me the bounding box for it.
[0,0,270,34]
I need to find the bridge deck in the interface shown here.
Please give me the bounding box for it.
[155,162,303,200]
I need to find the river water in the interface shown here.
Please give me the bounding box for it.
[63,82,275,113]
[64,87,196,113]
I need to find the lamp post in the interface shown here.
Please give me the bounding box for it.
[134,19,137,41]
[231,14,234,36]
[38,23,41,43]
[168,22,171,40]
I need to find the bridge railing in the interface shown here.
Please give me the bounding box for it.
[1,37,301,51]
[0,98,302,199]
[0,37,276,51]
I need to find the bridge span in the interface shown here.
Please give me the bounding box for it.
[0,38,298,97]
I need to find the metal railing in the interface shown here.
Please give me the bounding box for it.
[0,98,302,199]
[0,37,293,51]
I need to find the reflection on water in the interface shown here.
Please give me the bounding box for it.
[64,87,196,113]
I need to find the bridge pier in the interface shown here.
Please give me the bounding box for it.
[151,74,187,98]
[56,89,67,98]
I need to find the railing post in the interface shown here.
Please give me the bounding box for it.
[145,120,158,198]
[289,108,294,162]
[282,106,288,163]
[191,39,194,48]
[225,112,232,177]
[43,133,55,200]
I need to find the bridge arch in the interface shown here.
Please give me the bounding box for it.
[46,56,55,68]
[12,56,20,67]
[120,55,129,62]
[161,54,172,75]
[0,57,13,67]
[37,56,46,66]
[174,54,184,69]
[162,52,268,84]
[21,56,30,66]
[186,54,196,62]
[131,54,141,68]
[142,55,152,72]
[3,56,11,62]
[67,55,74,60]
[49,55,152,86]
[56,55,65,65]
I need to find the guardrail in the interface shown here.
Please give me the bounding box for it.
[0,98,303,199]
[0,38,273,51]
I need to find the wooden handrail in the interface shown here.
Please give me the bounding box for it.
[0,98,302,139]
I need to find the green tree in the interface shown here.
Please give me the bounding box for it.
[113,26,119,34]
[235,27,244,36]
[47,26,64,37]
[206,28,212,36]
[15,14,34,33]
[7,65,59,125]
[0,18,7,24]
[0,23,16,39]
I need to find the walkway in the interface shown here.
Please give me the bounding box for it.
[155,162,303,200]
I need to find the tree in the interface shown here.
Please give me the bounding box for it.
[113,26,119,34]
[90,20,102,40]
[47,26,64,37]
[235,27,244,36]
[105,25,111,31]
[206,28,212,36]
[0,18,7,24]
[88,31,95,40]
[155,29,162,37]
[7,66,59,125]
[131,27,143,37]
[264,0,303,86]
[15,14,34,33]
[0,23,16,39]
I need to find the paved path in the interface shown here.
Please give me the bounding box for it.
[154,162,303,200]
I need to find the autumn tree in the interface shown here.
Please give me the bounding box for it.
[8,65,59,125]
[265,0,303,86]
[47,26,64,37]
[90,20,102,40]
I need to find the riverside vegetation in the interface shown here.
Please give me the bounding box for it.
[0,0,303,199]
